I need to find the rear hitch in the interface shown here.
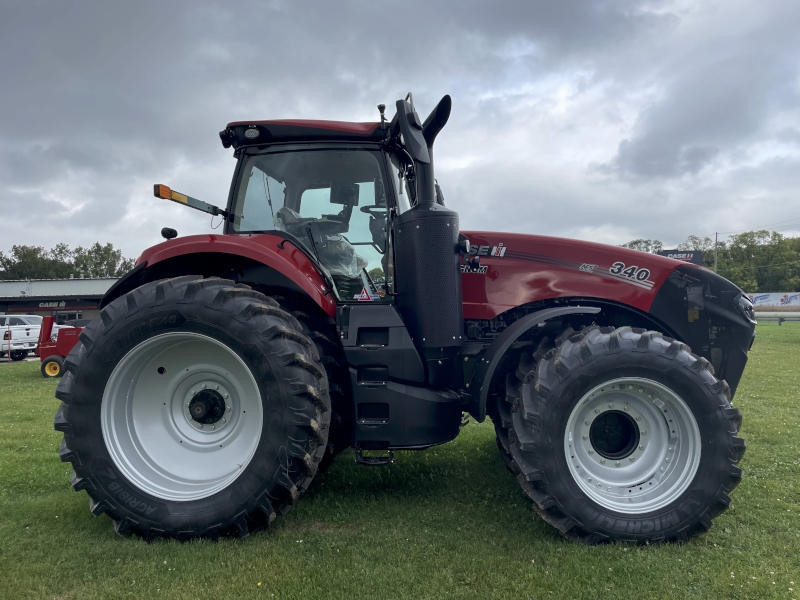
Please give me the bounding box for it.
[355,448,394,467]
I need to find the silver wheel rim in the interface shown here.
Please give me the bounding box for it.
[564,377,701,514]
[101,332,263,502]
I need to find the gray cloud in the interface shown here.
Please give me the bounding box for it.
[1,0,799,258]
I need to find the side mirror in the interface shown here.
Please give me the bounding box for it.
[161,227,178,240]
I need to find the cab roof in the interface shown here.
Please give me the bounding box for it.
[219,119,385,149]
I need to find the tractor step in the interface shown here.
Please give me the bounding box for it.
[355,448,394,467]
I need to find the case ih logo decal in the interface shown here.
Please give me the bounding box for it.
[470,243,507,257]
[607,262,654,290]
[461,242,507,274]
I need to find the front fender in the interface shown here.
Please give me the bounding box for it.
[469,305,600,422]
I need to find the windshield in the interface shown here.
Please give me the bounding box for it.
[231,149,391,301]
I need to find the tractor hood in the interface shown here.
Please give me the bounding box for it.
[460,230,694,320]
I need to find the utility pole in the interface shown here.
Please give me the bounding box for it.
[714,232,718,273]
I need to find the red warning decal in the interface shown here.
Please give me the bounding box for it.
[354,287,374,301]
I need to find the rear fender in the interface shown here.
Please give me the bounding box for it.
[101,234,337,317]
[469,306,600,422]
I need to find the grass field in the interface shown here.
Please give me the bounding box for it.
[1,323,798,600]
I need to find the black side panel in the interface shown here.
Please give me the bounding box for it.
[349,376,461,450]
[337,304,461,449]
[649,265,756,396]
[337,304,425,383]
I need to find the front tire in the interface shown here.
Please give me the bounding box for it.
[499,326,745,544]
[54,276,331,539]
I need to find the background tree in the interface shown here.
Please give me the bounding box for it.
[676,231,800,292]
[0,243,134,280]
[620,239,663,254]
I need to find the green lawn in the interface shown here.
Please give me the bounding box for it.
[1,323,798,600]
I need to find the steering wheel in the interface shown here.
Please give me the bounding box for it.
[360,205,386,217]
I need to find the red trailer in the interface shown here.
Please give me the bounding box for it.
[37,316,82,378]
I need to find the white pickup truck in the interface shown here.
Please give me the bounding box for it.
[1,315,42,361]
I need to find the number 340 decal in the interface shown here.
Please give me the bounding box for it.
[609,262,651,282]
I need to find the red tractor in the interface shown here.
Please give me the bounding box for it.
[54,95,753,543]
[38,316,83,378]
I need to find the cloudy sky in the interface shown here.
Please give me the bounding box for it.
[2,0,799,259]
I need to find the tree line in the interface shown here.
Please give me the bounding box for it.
[3,232,798,292]
[0,243,135,280]
[622,232,800,292]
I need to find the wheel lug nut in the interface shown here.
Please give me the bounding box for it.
[629,457,635,462]
[608,403,614,409]
[191,390,195,396]
[215,384,219,390]
[226,405,231,411]
[221,418,226,423]
[623,406,629,411]
[211,425,216,430]
[665,457,670,462]
[585,420,591,426]
[669,447,673,452]
[639,445,644,450]
[595,409,600,414]
[201,383,206,389]
[588,478,592,482]
[597,483,601,488]
[660,467,665,472]
[223,393,228,399]
[600,459,606,464]
[636,416,641,421]
[641,430,647,435]
[615,461,620,467]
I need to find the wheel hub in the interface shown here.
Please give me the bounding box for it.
[189,389,226,424]
[589,410,640,460]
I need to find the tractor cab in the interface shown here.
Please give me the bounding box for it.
[217,95,467,458]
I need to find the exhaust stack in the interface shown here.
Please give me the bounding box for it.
[392,95,463,387]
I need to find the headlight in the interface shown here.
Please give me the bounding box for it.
[737,294,756,323]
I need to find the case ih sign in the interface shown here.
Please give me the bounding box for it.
[657,249,703,265]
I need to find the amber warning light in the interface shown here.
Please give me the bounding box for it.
[152,184,228,218]
[153,184,171,199]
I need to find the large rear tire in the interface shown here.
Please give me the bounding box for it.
[496,326,745,544]
[54,276,331,539]
[270,294,353,471]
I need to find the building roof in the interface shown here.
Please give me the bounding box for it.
[0,278,118,299]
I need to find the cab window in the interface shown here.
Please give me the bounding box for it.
[232,149,391,301]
